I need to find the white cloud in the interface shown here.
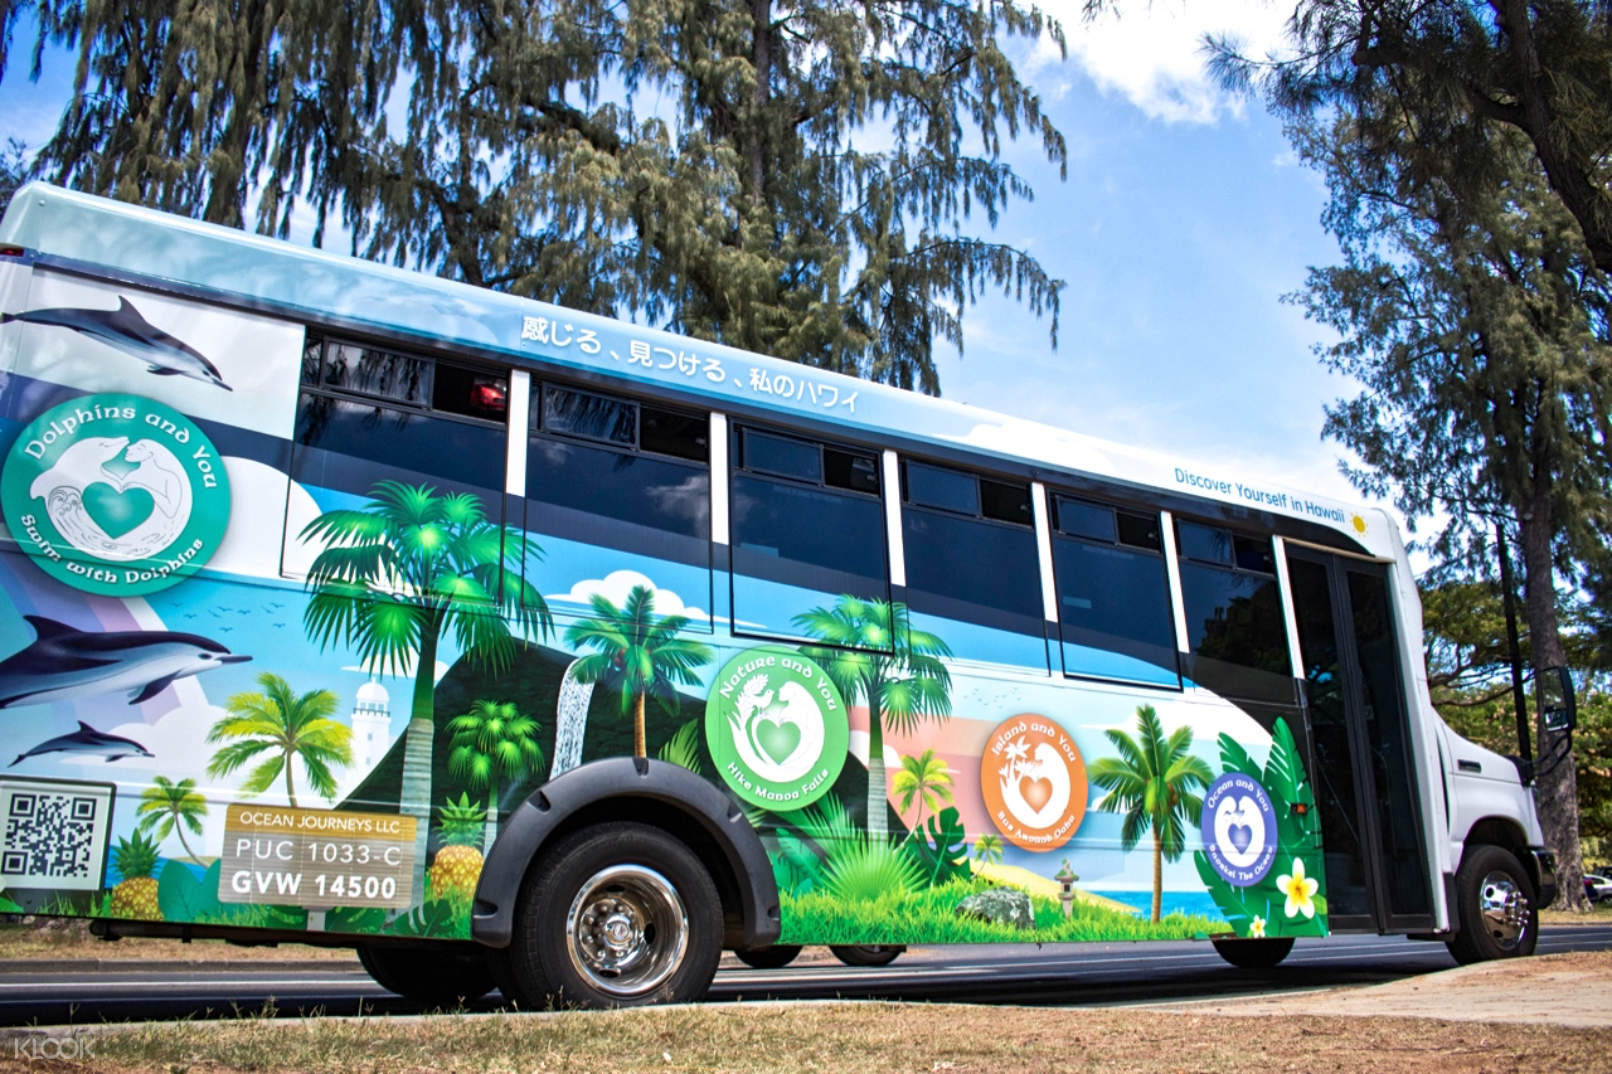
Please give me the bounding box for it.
[1037,0,1293,124]
[546,569,707,620]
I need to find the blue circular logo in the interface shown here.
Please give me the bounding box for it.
[1201,772,1278,886]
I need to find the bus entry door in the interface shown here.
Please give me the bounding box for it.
[1285,550,1435,934]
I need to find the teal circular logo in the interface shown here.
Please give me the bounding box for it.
[2,393,231,594]
[705,646,848,811]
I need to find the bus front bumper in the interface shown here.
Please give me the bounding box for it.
[1530,848,1558,907]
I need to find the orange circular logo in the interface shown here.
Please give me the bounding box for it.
[980,715,1088,852]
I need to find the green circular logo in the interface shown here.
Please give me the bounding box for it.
[2,393,231,595]
[705,646,849,811]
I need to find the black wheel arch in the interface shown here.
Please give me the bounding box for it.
[471,757,780,950]
[1460,817,1555,906]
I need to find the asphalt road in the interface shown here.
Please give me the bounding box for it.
[4,927,1611,1026]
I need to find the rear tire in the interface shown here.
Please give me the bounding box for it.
[1211,937,1294,968]
[496,823,723,1009]
[734,945,803,969]
[357,943,495,1005]
[1446,844,1537,964]
[829,944,904,967]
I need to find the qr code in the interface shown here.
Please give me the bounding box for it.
[0,777,115,892]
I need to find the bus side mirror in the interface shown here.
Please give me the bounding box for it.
[1540,666,1577,733]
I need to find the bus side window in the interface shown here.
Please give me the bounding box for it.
[1174,519,1297,704]
[1049,495,1180,687]
[288,337,510,589]
[900,460,1047,670]
[729,426,890,651]
[522,384,712,630]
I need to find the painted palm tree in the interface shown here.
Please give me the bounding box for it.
[446,699,547,849]
[794,597,951,840]
[207,673,353,808]
[972,833,1004,868]
[564,585,713,758]
[892,748,954,837]
[135,776,208,863]
[1089,703,1212,923]
[300,481,551,892]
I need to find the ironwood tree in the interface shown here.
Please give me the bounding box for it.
[1289,111,1612,907]
[0,0,1069,393]
[1214,0,1612,274]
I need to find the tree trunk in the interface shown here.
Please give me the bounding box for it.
[1517,496,1586,910]
[748,0,771,204]
[866,680,887,841]
[283,758,299,810]
[1151,829,1163,923]
[633,691,647,759]
[400,625,441,902]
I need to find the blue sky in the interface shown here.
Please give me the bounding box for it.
[0,1,1382,520]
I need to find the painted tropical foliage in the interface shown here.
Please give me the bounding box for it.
[135,776,208,862]
[207,673,353,808]
[1193,719,1329,939]
[300,481,551,890]
[795,597,951,838]
[446,698,546,848]
[564,585,713,759]
[1089,703,1212,923]
[892,748,954,836]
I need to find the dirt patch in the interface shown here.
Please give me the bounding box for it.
[0,919,356,964]
[3,992,1608,1074]
[1154,950,1612,1027]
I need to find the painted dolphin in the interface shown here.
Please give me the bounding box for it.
[11,721,154,766]
[0,297,232,390]
[0,615,251,709]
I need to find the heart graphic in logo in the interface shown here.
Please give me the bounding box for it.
[1020,775,1054,812]
[81,483,156,540]
[1227,823,1254,855]
[755,718,802,766]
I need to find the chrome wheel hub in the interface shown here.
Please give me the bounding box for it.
[565,864,688,997]
[1477,870,1531,950]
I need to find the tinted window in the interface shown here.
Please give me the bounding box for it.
[902,463,1044,669]
[981,479,1033,525]
[1048,497,1177,686]
[907,461,979,515]
[524,385,711,627]
[542,385,635,445]
[731,428,888,649]
[293,395,505,495]
[641,406,709,462]
[743,429,822,482]
[1055,496,1115,543]
[1177,519,1233,564]
[317,343,432,404]
[1177,521,1294,703]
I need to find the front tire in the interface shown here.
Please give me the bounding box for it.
[830,944,904,967]
[497,823,723,1009]
[735,945,802,969]
[357,943,495,1005]
[1446,844,1537,964]
[1211,937,1294,968]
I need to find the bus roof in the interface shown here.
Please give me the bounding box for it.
[0,181,1391,556]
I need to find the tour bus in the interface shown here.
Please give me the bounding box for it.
[0,183,1556,1008]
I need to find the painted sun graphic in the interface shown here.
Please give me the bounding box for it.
[1351,514,1368,534]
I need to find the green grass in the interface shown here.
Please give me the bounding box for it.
[779,878,1221,944]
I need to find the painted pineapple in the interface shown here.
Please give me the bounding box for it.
[109,830,163,920]
[428,793,487,902]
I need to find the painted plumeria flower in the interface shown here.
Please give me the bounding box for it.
[1277,858,1319,919]
[1249,916,1267,938]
